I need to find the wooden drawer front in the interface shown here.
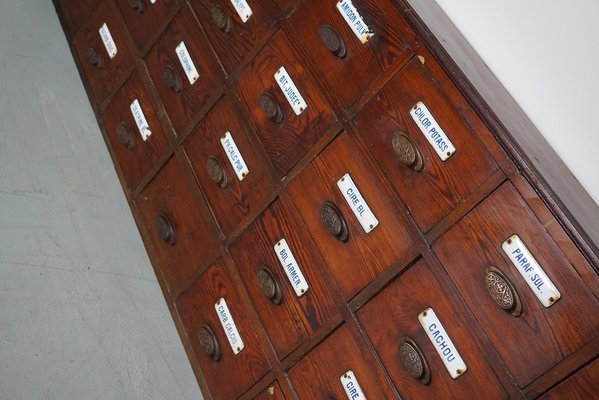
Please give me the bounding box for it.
[73,0,136,105]
[189,0,277,75]
[183,96,276,237]
[273,0,299,16]
[176,258,271,400]
[354,57,499,232]
[101,68,171,189]
[58,0,99,34]
[233,31,337,176]
[230,197,339,358]
[145,6,224,135]
[254,381,287,399]
[287,131,418,300]
[288,325,395,399]
[115,0,181,53]
[135,156,219,292]
[358,258,508,399]
[432,182,599,387]
[538,358,599,400]
[287,0,414,111]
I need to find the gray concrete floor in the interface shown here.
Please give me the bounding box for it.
[0,2,202,399]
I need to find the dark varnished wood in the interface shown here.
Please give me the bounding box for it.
[229,196,340,359]
[287,131,419,300]
[57,0,99,35]
[358,258,508,399]
[252,380,287,400]
[433,182,599,387]
[233,30,338,176]
[538,358,599,400]
[72,0,136,106]
[135,154,220,294]
[354,56,499,232]
[144,5,224,135]
[175,258,271,400]
[183,96,277,238]
[288,0,414,112]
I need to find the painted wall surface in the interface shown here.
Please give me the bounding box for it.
[0,1,201,399]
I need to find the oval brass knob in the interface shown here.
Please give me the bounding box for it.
[211,4,232,33]
[399,337,430,384]
[198,324,221,361]
[319,25,347,59]
[116,122,135,150]
[206,156,228,188]
[86,47,104,69]
[127,0,145,14]
[320,201,349,242]
[156,213,176,245]
[257,266,283,305]
[485,266,522,317]
[162,64,182,93]
[392,132,424,172]
[259,91,284,124]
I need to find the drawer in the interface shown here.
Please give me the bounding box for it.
[183,96,277,237]
[354,56,499,232]
[233,31,338,176]
[135,155,219,293]
[58,0,99,34]
[286,131,418,300]
[189,0,278,75]
[73,0,136,105]
[115,0,181,53]
[538,358,599,400]
[176,258,271,400]
[254,381,287,400]
[101,67,171,190]
[287,0,414,111]
[272,0,299,15]
[287,324,395,399]
[229,196,339,358]
[145,5,224,135]
[358,258,508,399]
[432,182,599,387]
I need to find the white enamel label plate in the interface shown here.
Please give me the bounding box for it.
[410,101,456,161]
[99,23,117,59]
[337,173,379,233]
[340,370,367,399]
[336,0,374,44]
[175,41,200,85]
[274,66,307,116]
[214,298,245,355]
[230,0,253,23]
[502,234,561,307]
[129,99,152,141]
[220,131,249,181]
[274,238,309,297]
[418,307,467,379]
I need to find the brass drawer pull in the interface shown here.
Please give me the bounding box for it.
[399,337,430,384]
[206,156,228,188]
[257,266,283,305]
[392,132,424,172]
[321,201,349,242]
[116,122,135,150]
[86,47,104,69]
[319,25,347,59]
[162,64,182,93]
[212,4,233,33]
[485,266,522,317]
[259,91,284,124]
[198,324,221,361]
[127,0,145,14]
[156,213,176,245]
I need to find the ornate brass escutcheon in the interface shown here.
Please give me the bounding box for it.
[399,337,431,384]
[211,4,233,33]
[156,213,176,245]
[198,324,221,361]
[162,64,182,93]
[392,132,424,171]
[115,122,135,150]
[485,266,522,317]
[258,91,284,124]
[319,24,347,58]
[206,156,228,188]
[86,47,104,69]
[257,266,283,305]
[320,201,349,242]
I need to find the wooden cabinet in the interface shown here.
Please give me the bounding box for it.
[55,0,599,398]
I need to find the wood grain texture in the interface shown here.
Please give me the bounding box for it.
[539,358,599,400]
[57,0,99,35]
[252,380,287,400]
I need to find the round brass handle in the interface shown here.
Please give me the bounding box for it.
[86,47,104,69]
[211,4,233,33]
[320,201,349,242]
[127,0,145,14]
[198,324,221,361]
[399,337,430,385]
[162,64,182,93]
[319,24,347,59]
[116,122,135,150]
[485,266,522,317]
[206,156,228,188]
[257,266,283,305]
[259,91,284,124]
[156,213,176,245]
[392,132,424,172]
